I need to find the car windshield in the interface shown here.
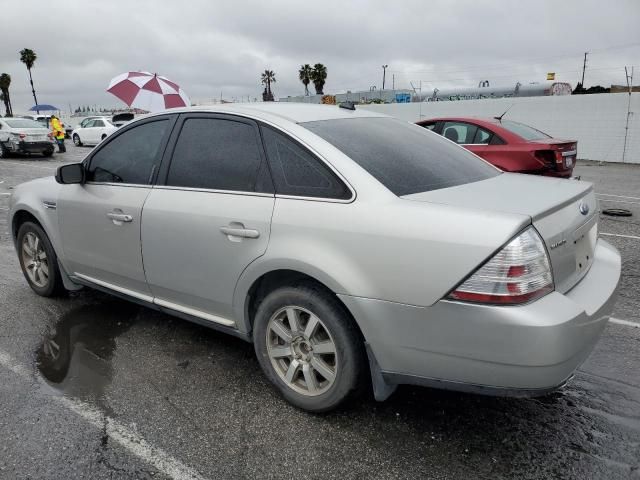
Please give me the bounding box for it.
[499,120,551,141]
[303,117,499,196]
[4,118,45,129]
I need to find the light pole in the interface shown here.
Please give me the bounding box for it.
[382,65,388,90]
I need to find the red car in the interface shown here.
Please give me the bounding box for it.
[417,117,577,178]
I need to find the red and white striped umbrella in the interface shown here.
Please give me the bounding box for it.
[107,71,190,112]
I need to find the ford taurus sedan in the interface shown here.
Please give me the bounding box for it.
[9,104,620,412]
[417,117,577,178]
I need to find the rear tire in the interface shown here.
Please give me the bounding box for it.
[17,222,66,297]
[43,149,54,157]
[101,134,107,141]
[0,142,8,158]
[73,134,82,146]
[253,283,366,412]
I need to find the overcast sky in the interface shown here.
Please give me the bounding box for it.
[1,0,639,113]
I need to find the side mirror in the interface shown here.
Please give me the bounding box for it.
[55,163,85,184]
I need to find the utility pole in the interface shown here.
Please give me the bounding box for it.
[622,66,634,163]
[392,74,395,90]
[382,65,388,90]
[581,52,588,87]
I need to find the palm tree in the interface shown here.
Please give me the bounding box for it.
[298,64,313,96]
[0,73,13,117]
[19,48,39,112]
[261,70,276,102]
[311,64,327,95]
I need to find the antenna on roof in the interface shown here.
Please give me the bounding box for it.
[339,101,356,111]
[494,104,514,122]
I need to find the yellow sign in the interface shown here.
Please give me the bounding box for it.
[547,72,556,80]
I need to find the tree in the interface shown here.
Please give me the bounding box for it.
[0,73,13,117]
[311,64,327,95]
[261,70,276,101]
[19,48,39,111]
[298,64,313,96]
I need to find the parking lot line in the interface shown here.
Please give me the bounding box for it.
[610,317,640,328]
[597,193,640,201]
[0,349,208,480]
[597,199,640,206]
[0,193,11,196]
[600,232,640,240]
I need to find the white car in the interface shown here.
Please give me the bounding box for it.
[0,117,55,158]
[71,117,118,146]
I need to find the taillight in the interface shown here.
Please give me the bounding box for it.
[447,227,553,305]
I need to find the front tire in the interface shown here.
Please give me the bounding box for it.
[73,134,82,146]
[0,142,8,158]
[253,283,366,412]
[17,222,66,297]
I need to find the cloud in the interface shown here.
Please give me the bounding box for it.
[1,0,638,113]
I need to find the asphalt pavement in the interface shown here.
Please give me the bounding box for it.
[0,146,639,479]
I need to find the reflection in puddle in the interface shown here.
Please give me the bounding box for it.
[36,301,138,413]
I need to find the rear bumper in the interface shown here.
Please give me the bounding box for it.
[8,141,54,154]
[340,239,621,396]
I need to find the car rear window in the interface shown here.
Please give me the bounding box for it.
[499,120,551,141]
[303,117,498,196]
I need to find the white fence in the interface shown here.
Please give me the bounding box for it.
[360,93,639,164]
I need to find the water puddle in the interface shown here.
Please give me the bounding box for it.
[36,301,139,413]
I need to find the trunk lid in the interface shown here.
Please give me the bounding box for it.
[15,128,50,142]
[403,173,598,293]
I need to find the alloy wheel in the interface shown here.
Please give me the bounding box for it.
[266,306,338,396]
[21,231,50,288]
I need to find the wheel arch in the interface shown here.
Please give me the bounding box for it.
[234,263,366,343]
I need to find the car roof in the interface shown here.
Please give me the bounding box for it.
[144,103,388,124]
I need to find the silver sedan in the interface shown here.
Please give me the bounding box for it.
[8,103,621,412]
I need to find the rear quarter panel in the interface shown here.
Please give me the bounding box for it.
[233,196,530,328]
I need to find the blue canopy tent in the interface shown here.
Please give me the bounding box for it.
[29,104,59,112]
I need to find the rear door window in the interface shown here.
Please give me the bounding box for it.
[303,117,498,196]
[473,127,492,144]
[441,121,478,144]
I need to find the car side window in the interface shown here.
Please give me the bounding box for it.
[420,122,437,131]
[489,134,506,145]
[166,117,271,193]
[94,120,105,127]
[442,121,478,144]
[473,127,492,144]
[86,119,169,184]
[261,126,351,199]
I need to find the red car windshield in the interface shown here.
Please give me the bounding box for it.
[499,120,551,141]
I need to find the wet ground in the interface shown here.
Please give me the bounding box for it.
[0,147,639,479]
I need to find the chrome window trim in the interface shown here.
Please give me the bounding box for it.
[151,184,274,198]
[84,181,152,189]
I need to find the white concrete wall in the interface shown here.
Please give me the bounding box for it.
[360,93,640,164]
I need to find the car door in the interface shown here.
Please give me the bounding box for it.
[92,119,106,142]
[57,116,175,300]
[81,120,97,144]
[141,113,275,324]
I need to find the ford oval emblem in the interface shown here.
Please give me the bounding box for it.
[579,201,590,215]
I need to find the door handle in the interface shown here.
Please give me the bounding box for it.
[220,226,260,239]
[107,212,133,223]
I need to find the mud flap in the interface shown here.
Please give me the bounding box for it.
[366,342,397,402]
